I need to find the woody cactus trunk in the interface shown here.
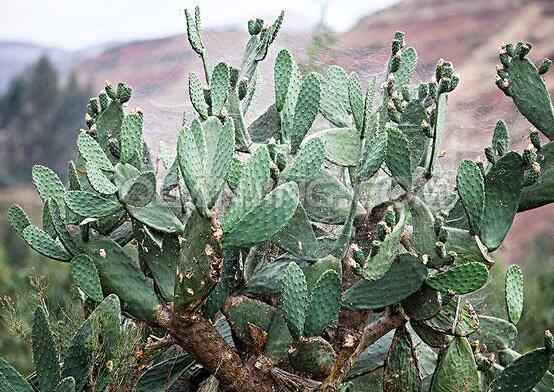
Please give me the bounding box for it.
[3,7,554,392]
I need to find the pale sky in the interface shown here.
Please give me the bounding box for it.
[0,0,398,51]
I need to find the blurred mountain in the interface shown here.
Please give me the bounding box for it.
[0,41,123,93]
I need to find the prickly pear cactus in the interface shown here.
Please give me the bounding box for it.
[3,9,553,392]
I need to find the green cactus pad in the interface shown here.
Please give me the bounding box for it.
[386,127,412,190]
[47,200,80,255]
[348,72,364,131]
[126,194,184,234]
[382,326,422,392]
[319,65,351,127]
[424,297,479,337]
[210,62,230,115]
[32,165,65,202]
[264,310,293,363]
[23,225,71,261]
[185,7,204,55]
[395,47,418,87]
[456,159,485,235]
[304,270,341,337]
[95,99,124,148]
[343,253,427,310]
[247,104,281,143]
[42,201,57,238]
[8,204,31,237]
[61,320,93,392]
[492,120,510,155]
[85,164,117,195]
[289,337,336,379]
[0,357,33,392]
[274,49,296,112]
[121,171,156,207]
[286,138,325,182]
[223,182,299,248]
[223,145,270,231]
[519,140,554,211]
[188,73,208,119]
[308,128,360,167]
[85,237,161,320]
[243,255,296,298]
[479,151,524,251]
[135,354,194,392]
[489,347,550,392]
[426,262,488,294]
[32,306,61,392]
[398,100,430,170]
[410,320,449,348]
[357,130,388,181]
[120,113,143,163]
[223,296,275,346]
[408,195,437,258]
[173,211,216,312]
[274,204,324,261]
[64,191,123,218]
[506,56,554,139]
[291,72,321,152]
[402,285,442,321]
[70,254,104,303]
[297,168,354,224]
[474,316,517,351]
[363,204,406,280]
[505,265,523,325]
[429,337,479,392]
[77,132,114,172]
[281,262,308,340]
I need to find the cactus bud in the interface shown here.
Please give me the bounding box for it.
[238,79,248,100]
[484,147,497,164]
[351,244,365,264]
[530,130,541,151]
[376,221,391,241]
[418,83,429,100]
[435,241,447,259]
[444,251,457,265]
[229,67,240,88]
[84,113,94,127]
[499,52,511,68]
[436,227,449,243]
[384,207,396,228]
[98,92,109,111]
[370,240,382,256]
[505,43,515,57]
[475,353,495,372]
[105,81,117,99]
[522,147,537,168]
[248,18,264,35]
[88,98,100,115]
[515,42,532,58]
[391,39,402,56]
[117,82,132,103]
[434,216,445,235]
[538,58,552,75]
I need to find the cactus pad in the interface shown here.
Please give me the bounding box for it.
[456,159,485,235]
[505,265,523,325]
[479,152,524,251]
[120,113,143,163]
[288,337,336,378]
[426,262,488,294]
[32,306,61,392]
[8,204,31,237]
[304,270,341,337]
[429,337,479,392]
[64,191,123,218]
[210,62,230,116]
[32,165,65,202]
[23,225,71,261]
[489,347,550,392]
[343,253,427,310]
[291,72,321,152]
[386,127,412,190]
[281,262,308,340]
[286,138,325,182]
[77,132,114,172]
[70,254,104,303]
[357,130,388,181]
[383,326,422,392]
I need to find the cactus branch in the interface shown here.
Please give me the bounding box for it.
[156,303,278,391]
[318,308,407,391]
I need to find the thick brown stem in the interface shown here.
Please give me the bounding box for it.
[156,304,277,392]
[318,308,407,391]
